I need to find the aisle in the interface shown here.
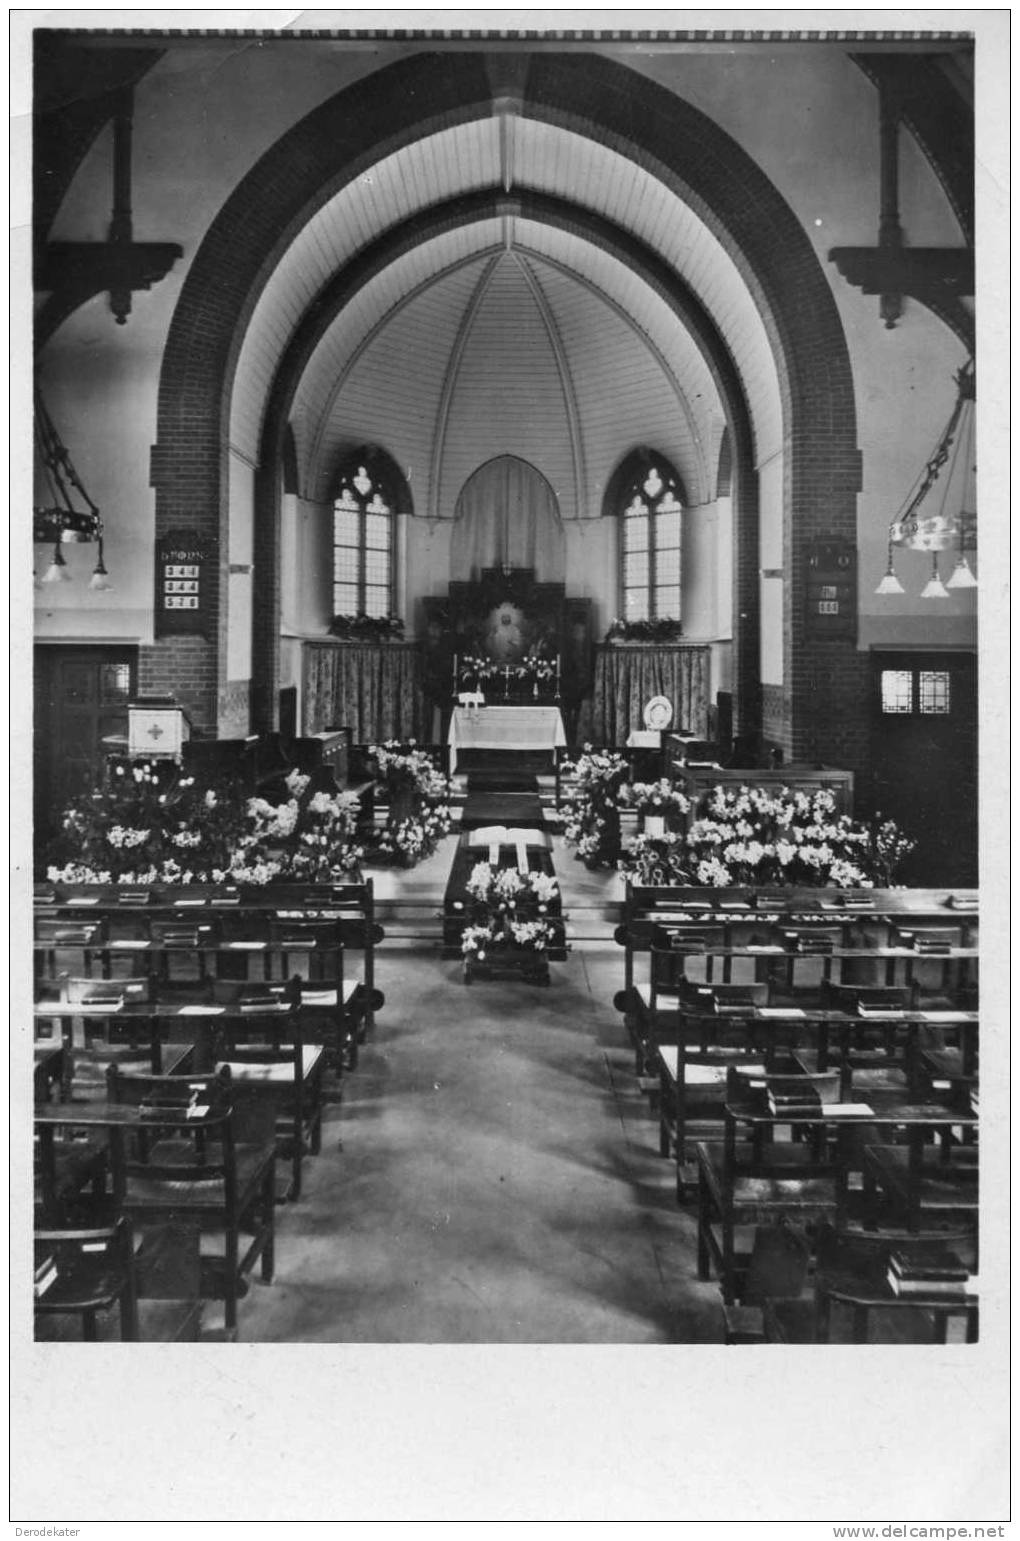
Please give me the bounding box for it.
[239,933,722,1343]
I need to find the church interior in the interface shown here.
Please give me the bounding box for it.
[26,18,997,1379]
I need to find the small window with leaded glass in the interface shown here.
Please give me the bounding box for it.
[880,670,914,714]
[918,670,951,715]
[613,451,685,622]
[332,456,397,618]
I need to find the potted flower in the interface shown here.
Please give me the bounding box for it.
[45,759,364,887]
[560,746,629,868]
[634,784,917,889]
[616,778,691,837]
[367,741,452,867]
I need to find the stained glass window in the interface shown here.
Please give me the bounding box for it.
[332,456,396,617]
[614,452,685,621]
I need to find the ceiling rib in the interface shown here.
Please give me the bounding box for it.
[428,252,502,522]
[516,240,710,503]
[304,245,501,497]
[515,251,587,521]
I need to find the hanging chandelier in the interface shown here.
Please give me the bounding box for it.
[34,388,112,590]
[876,359,977,598]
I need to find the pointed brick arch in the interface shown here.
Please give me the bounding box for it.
[152,49,862,759]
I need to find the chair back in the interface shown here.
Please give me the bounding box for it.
[814,1221,978,1283]
[35,917,106,949]
[824,981,917,1013]
[725,1064,841,1104]
[743,1221,811,1304]
[680,980,770,1015]
[106,1066,235,1181]
[64,974,152,1008]
[34,1214,137,1330]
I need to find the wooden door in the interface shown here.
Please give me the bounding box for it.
[868,651,977,885]
[34,646,136,851]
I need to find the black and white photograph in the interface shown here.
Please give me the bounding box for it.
[12,7,1010,1526]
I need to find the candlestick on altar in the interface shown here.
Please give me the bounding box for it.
[453,653,458,694]
[555,654,561,698]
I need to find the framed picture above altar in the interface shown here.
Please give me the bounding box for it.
[421,569,592,725]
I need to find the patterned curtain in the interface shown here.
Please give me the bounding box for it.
[451,455,565,582]
[302,643,427,742]
[590,644,710,744]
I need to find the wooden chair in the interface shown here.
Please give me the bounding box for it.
[34,1216,139,1341]
[148,917,218,982]
[34,916,106,981]
[207,977,326,1202]
[34,1121,112,1227]
[862,1132,979,1235]
[810,1222,978,1343]
[822,981,918,1098]
[212,911,274,983]
[722,1220,812,1343]
[105,1066,276,1335]
[131,1220,206,1341]
[36,974,157,1093]
[267,916,362,1071]
[696,1065,844,1304]
[630,925,730,1075]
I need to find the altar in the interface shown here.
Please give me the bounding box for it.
[447,705,567,774]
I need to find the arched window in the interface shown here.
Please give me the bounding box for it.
[331,451,405,617]
[608,450,686,622]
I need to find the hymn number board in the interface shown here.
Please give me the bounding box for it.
[805,539,857,640]
[155,529,215,638]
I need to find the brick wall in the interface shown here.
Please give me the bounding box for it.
[151,50,861,759]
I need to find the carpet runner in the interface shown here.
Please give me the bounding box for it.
[442,773,566,961]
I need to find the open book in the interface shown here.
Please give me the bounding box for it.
[468,826,548,847]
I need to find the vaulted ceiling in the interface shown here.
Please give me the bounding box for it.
[228,112,782,519]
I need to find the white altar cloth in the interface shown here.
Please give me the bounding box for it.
[447,705,566,774]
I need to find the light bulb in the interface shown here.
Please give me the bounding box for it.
[919,554,948,599]
[41,546,71,584]
[89,548,114,592]
[945,556,978,590]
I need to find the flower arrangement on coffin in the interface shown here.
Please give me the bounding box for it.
[366,740,453,866]
[560,745,630,868]
[46,762,364,885]
[605,617,684,643]
[328,613,404,642]
[616,783,916,889]
[459,862,560,966]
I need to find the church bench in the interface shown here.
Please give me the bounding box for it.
[34,879,384,1073]
[696,1074,979,1306]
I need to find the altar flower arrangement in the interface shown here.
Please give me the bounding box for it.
[618,783,915,889]
[560,745,630,868]
[456,653,558,689]
[367,740,452,866]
